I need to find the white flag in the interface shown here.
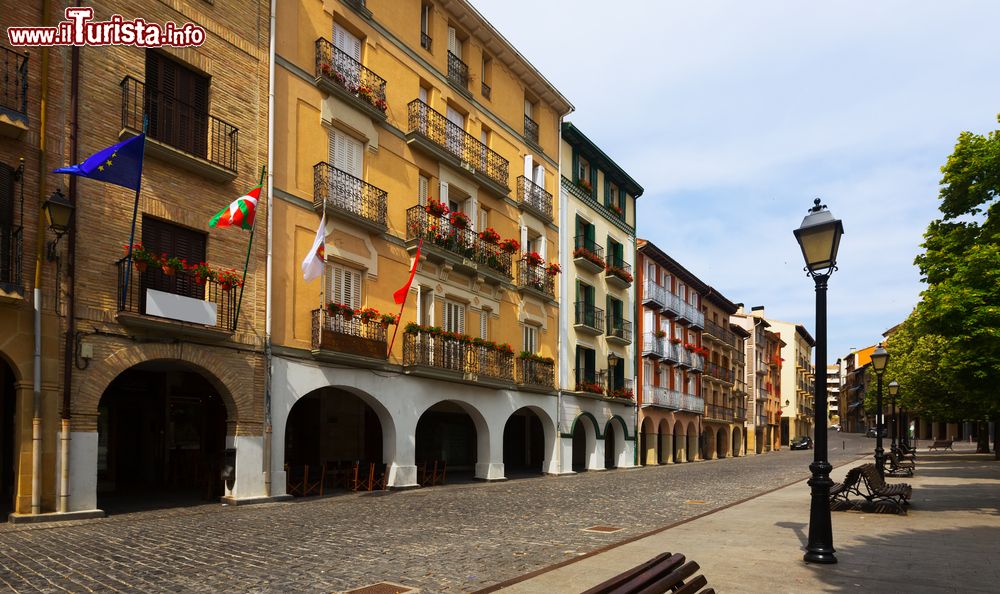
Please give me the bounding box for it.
[301,214,326,282]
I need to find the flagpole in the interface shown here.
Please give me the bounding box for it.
[121,121,148,308]
[232,165,266,331]
[387,239,422,359]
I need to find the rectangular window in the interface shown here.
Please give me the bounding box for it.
[326,263,363,309]
[481,55,492,99]
[577,157,589,183]
[329,127,363,178]
[420,3,432,51]
[646,262,656,284]
[418,174,429,206]
[480,309,489,339]
[443,299,465,333]
[141,216,207,300]
[523,325,537,353]
[145,51,209,158]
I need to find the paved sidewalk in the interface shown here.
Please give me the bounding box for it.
[492,450,1000,593]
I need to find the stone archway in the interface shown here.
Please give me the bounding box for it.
[640,416,656,465]
[658,419,672,464]
[732,426,743,457]
[571,413,600,472]
[702,427,717,460]
[687,421,698,461]
[716,426,729,459]
[604,417,628,469]
[503,406,554,477]
[415,400,490,480]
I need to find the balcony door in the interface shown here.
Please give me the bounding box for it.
[141,216,206,303]
[445,105,465,157]
[576,346,596,385]
[0,163,14,287]
[442,299,465,371]
[333,23,362,87]
[145,51,209,158]
[328,128,364,213]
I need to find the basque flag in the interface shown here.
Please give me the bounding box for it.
[210,185,261,230]
[54,134,144,191]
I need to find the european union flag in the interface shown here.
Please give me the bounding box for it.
[54,134,145,191]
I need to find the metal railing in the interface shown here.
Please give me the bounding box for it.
[447,50,469,88]
[605,256,632,284]
[406,205,513,278]
[315,38,387,113]
[704,320,738,349]
[575,368,606,394]
[705,404,734,422]
[681,394,705,414]
[516,176,553,221]
[313,162,387,228]
[573,235,605,266]
[403,329,515,382]
[574,302,605,333]
[407,99,509,188]
[704,362,735,383]
[734,406,747,421]
[606,377,634,400]
[642,279,666,309]
[421,33,432,51]
[481,82,491,99]
[1,47,28,116]
[121,76,238,173]
[116,257,238,331]
[757,386,769,401]
[311,308,388,351]
[0,225,22,290]
[518,256,555,298]
[524,114,539,144]
[642,333,665,358]
[518,358,554,389]
[642,385,683,410]
[607,318,632,343]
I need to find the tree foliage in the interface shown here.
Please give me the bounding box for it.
[890,114,1000,423]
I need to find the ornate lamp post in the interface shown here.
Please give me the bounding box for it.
[793,198,844,565]
[870,344,889,478]
[888,380,899,452]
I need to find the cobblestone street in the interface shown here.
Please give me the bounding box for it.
[0,434,871,593]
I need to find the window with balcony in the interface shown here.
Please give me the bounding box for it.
[142,216,206,301]
[523,324,537,353]
[418,174,429,206]
[420,3,432,51]
[0,162,20,292]
[446,26,468,89]
[145,51,209,159]
[604,181,624,220]
[575,345,598,391]
[481,55,492,99]
[326,263,362,310]
[524,97,539,145]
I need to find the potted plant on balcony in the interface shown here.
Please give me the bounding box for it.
[518,352,554,364]
[124,243,158,272]
[357,307,380,324]
[525,251,544,267]
[610,387,634,400]
[546,262,561,276]
[499,238,520,254]
[609,203,623,217]
[448,210,470,229]
[573,246,606,269]
[577,178,592,193]
[606,263,633,283]
[160,254,185,276]
[186,261,215,285]
[217,269,244,291]
[379,313,400,328]
[576,380,604,395]
[654,329,667,339]
[670,337,682,344]
[479,227,501,244]
[426,199,449,217]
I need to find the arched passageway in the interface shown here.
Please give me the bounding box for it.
[657,419,671,464]
[503,407,545,476]
[1,358,16,520]
[284,387,386,494]
[687,422,698,461]
[97,363,229,512]
[571,414,598,472]
[415,401,479,481]
[604,421,618,469]
[732,427,742,457]
[640,417,655,465]
[673,431,685,463]
[716,427,728,459]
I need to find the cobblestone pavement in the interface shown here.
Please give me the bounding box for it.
[0,433,872,593]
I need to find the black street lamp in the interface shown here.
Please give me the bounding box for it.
[888,380,899,452]
[870,344,889,478]
[793,198,844,565]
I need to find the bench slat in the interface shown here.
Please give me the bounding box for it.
[581,552,680,594]
[630,561,700,594]
[611,555,690,594]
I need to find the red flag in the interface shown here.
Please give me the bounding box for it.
[394,240,421,304]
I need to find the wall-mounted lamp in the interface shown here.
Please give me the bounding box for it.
[43,188,74,260]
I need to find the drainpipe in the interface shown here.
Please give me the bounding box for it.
[58,25,81,514]
[30,0,52,516]
[555,113,566,474]
[263,0,276,497]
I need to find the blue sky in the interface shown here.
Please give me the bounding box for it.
[474,0,1000,363]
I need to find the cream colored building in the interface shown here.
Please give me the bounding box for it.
[763,316,816,444]
[731,306,769,454]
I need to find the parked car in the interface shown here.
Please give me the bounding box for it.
[865,427,887,438]
[790,436,813,450]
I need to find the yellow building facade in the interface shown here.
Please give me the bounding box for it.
[270,0,573,489]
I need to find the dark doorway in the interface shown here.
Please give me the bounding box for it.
[97,364,227,513]
[503,409,544,476]
[572,420,588,472]
[780,416,790,445]
[415,402,476,476]
[1,359,16,520]
[604,422,617,469]
[284,388,383,471]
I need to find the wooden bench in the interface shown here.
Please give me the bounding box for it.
[887,450,915,477]
[927,440,953,451]
[899,443,917,459]
[581,552,714,594]
[860,463,912,514]
[829,466,866,509]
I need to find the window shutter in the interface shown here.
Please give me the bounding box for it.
[524,98,532,118]
[520,226,528,252]
[478,207,488,232]
[334,24,362,61]
[0,163,13,226]
[523,154,533,179]
[604,178,611,207]
[590,167,597,197]
[457,302,465,334]
[439,181,449,205]
[533,163,545,188]
[418,175,429,206]
[448,27,459,56]
[480,309,487,339]
[419,85,428,104]
[571,150,579,183]
[539,235,546,260]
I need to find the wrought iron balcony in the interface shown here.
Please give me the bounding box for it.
[481,82,491,99]
[704,362,735,383]
[734,406,747,421]
[0,47,28,121]
[403,328,515,383]
[681,394,705,414]
[642,279,666,309]
[642,385,683,410]
[703,320,738,349]
[405,205,512,281]
[642,333,665,359]
[312,308,388,360]
[315,38,387,117]
[115,257,237,336]
[705,404,734,422]
[524,114,539,145]
[575,368,606,395]
[606,318,632,344]
[421,33,432,51]
[518,357,555,391]
[574,302,604,334]
[516,176,553,222]
[0,225,23,295]
[517,256,555,300]
[606,377,634,400]
[121,76,238,175]
[406,99,509,190]
[447,50,469,89]
[313,162,387,232]
[573,235,606,273]
[605,256,633,287]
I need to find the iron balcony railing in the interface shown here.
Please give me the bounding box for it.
[605,256,632,284]
[311,308,388,354]
[681,394,705,414]
[607,318,632,343]
[447,50,469,88]
[734,406,747,421]
[518,358,555,390]
[757,386,769,401]
[704,362,735,383]
[1,47,28,116]
[574,301,605,333]
[313,162,387,229]
[406,205,512,279]
[116,257,238,331]
[420,32,432,51]
[524,114,539,144]
[573,234,606,266]
[734,379,747,394]
[705,404,734,422]
[517,256,555,298]
[642,385,683,410]
[121,76,238,173]
[642,333,665,358]
[0,225,23,291]
[481,82,491,99]
[516,176,553,221]
[679,349,704,372]
[315,38,387,114]
[403,329,515,382]
[704,320,738,349]
[642,279,666,309]
[575,368,606,394]
[407,99,509,188]
[606,376,634,400]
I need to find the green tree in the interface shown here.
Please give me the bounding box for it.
[894,114,1000,455]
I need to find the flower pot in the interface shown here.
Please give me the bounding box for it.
[134,261,148,273]
[341,312,354,321]
[162,265,176,276]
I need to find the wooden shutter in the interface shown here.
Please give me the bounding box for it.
[0,163,13,227]
[327,264,362,309]
[523,154,533,179]
[478,207,488,232]
[448,26,460,56]
[333,23,362,61]
[418,175,429,206]
[145,51,208,158]
[141,216,206,300]
[480,309,488,339]
[533,163,545,188]
[329,128,363,178]
[439,181,449,206]
[419,85,428,104]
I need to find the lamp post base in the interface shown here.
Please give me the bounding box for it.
[804,550,838,564]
